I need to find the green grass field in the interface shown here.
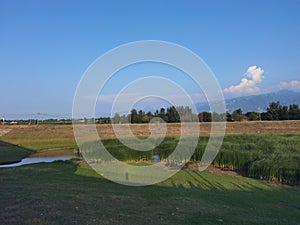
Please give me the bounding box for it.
[0,161,299,225]
[0,125,300,224]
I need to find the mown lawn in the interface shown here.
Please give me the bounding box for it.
[0,162,299,225]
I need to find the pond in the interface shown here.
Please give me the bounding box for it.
[0,148,77,168]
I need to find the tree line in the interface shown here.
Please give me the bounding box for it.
[111,106,198,124]
[109,101,300,124]
[225,101,300,121]
[3,101,299,125]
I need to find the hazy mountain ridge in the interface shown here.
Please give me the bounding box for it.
[196,90,300,113]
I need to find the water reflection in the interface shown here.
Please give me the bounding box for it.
[0,155,74,168]
[0,148,78,168]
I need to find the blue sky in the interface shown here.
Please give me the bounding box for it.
[1,0,300,118]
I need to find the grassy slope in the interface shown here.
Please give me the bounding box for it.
[0,141,32,164]
[0,126,77,150]
[0,162,299,225]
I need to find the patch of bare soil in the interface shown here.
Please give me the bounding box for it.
[186,163,242,177]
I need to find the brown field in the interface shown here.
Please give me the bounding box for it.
[1,120,300,141]
[0,120,300,139]
[97,120,300,137]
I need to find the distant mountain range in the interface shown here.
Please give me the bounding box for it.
[196,90,300,113]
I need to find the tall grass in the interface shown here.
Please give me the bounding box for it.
[208,135,300,185]
[82,135,300,185]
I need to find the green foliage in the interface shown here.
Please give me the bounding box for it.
[130,109,138,123]
[232,108,243,121]
[209,135,300,185]
[112,105,198,124]
[245,111,259,121]
[289,104,300,120]
[112,101,300,124]
[81,135,300,185]
[198,111,212,122]
[261,102,300,120]
[81,137,179,162]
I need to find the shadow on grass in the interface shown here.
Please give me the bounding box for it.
[0,140,34,165]
[0,161,299,225]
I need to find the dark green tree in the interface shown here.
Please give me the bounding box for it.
[167,106,180,123]
[137,110,145,123]
[267,102,281,120]
[130,109,138,123]
[198,112,212,122]
[245,112,259,121]
[261,112,272,120]
[159,108,167,122]
[279,106,289,120]
[232,108,243,121]
[226,112,233,122]
[289,104,300,120]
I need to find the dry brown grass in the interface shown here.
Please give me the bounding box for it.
[0,121,299,150]
[98,120,300,137]
[1,120,300,141]
[224,120,300,135]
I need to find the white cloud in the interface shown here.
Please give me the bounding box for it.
[279,80,300,91]
[224,66,264,95]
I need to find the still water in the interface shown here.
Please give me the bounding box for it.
[0,155,74,168]
[0,148,77,168]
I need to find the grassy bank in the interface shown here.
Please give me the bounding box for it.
[0,125,77,150]
[0,141,32,164]
[0,161,299,225]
